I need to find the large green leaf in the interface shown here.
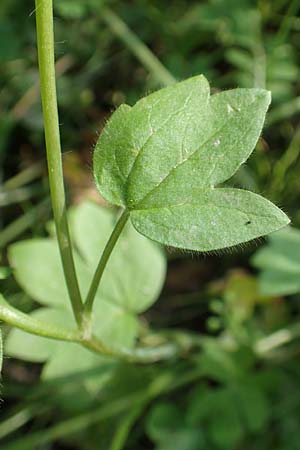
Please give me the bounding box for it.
[252,227,300,295]
[94,75,289,251]
[131,189,287,252]
[6,201,166,379]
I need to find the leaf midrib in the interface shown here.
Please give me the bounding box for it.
[129,100,259,210]
[131,189,280,221]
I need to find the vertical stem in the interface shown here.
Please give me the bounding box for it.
[84,209,129,316]
[35,0,83,325]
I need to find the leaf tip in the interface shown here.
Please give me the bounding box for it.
[271,205,290,232]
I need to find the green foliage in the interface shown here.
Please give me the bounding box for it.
[252,227,300,296]
[146,345,271,450]
[227,43,299,103]
[5,201,165,378]
[94,75,289,251]
[147,402,204,450]
[0,267,10,280]
[1,1,300,449]
[0,23,20,62]
[54,0,103,20]
[0,329,2,374]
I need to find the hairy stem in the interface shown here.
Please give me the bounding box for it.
[84,209,129,317]
[0,295,178,363]
[35,0,83,324]
[0,297,78,342]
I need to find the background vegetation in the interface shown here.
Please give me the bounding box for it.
[0,0,300,449]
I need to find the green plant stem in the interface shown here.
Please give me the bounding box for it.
[102,7,176,87]
[34,0,83,325]
[0,295,178,363]
[0,296,78,342]
[109,402,146,450]
[84,209,130,317]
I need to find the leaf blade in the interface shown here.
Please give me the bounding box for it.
[94,75,210,208]
[131,188,289,251]
[132,88,271,210]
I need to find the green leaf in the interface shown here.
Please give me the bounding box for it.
[187,385,244,449]
[94,75,289,251]
[146,402,204,450]
[236,382,270,432]
[8,240,73,310]
[252,227,300,295]
[207,390,243,449]
[131,189,287,251]
[146,402,182,442]
[8,238,141,350]
[6,201,166,377]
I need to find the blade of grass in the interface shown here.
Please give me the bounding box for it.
[109,401,147,450]
[0,393,144,450]
[0,186,43,207]
[102,7,176,87]
[3,162,44,191]
[0,407,38,440]
[0,198,51,249]
[269,126,300,195]
[11,55,74,121]
[268,96,300,126]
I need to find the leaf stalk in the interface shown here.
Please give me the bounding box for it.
[0,296,178,363]
[84,209,130,317]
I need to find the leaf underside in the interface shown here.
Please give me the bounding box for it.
[94,75,289,251]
